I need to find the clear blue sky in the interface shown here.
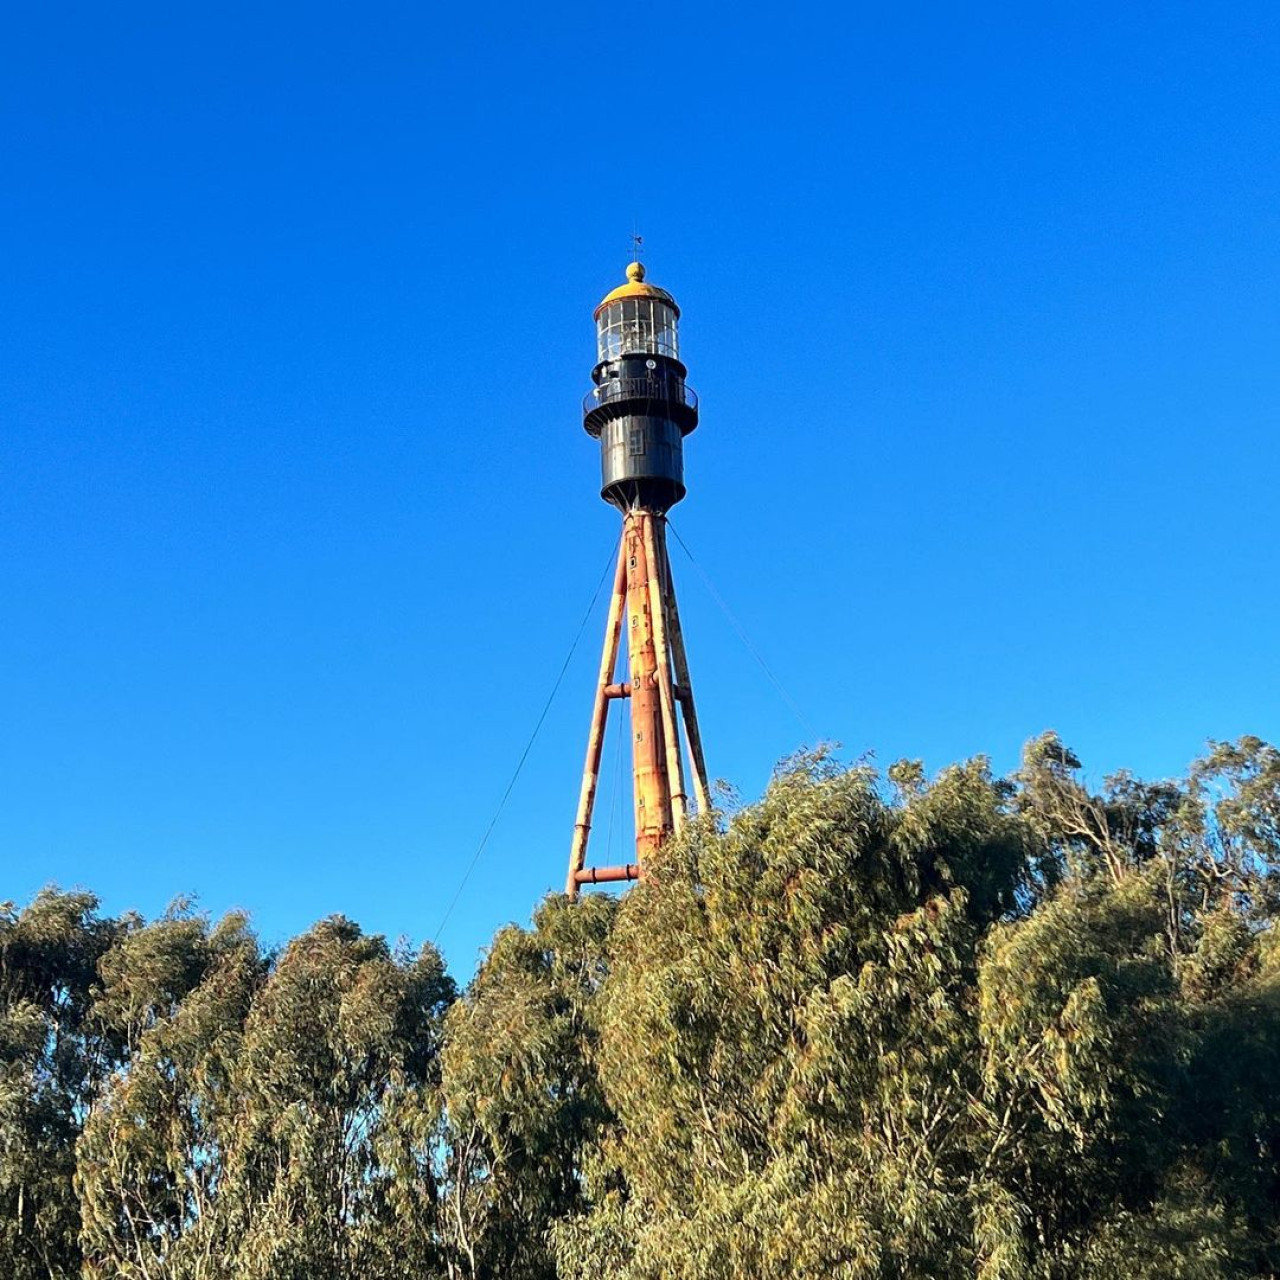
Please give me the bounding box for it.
[3,3,1277,976]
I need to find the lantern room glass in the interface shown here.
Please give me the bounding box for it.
[596,298,679,362]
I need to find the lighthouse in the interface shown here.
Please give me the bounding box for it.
[566,262,711,897]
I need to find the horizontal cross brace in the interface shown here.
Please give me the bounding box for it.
[573,864,640,885]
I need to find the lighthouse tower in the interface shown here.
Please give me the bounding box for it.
[566,262,711,897]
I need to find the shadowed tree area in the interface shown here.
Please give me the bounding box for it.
[3,735,1279,1277]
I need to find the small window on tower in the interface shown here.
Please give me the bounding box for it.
[629,428,646,456]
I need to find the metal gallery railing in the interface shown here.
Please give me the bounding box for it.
[583,378,699,417]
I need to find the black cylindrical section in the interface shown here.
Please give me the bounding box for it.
[598,413,686,512]
[583,353,698,513]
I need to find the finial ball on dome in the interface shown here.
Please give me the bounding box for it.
[626,261,646,283]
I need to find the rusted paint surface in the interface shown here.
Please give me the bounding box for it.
[565,538,629,898]
[624,511,672,860]
[567,510,710,894]
[642,515,688,833]
[572,863,641,885]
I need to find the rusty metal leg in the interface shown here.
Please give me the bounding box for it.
[643,515,688,834]
[566,533,629,898]
[660,528,712,817]
[624,511,672,863]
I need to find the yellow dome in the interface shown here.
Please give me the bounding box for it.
[595,261,680,319]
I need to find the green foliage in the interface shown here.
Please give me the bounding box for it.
[549,738,1280,1278]
[0,890,121,1280]
[77,904,265,1279]
[216,917,455,1280]
[441,893,617,1279]
[3,733,1280,1277]
[557,753,1028,1278]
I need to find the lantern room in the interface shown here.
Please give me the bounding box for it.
[594,263,681,362]
[583,262,699,514]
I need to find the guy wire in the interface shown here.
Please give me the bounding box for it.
[432,544,617,944]
[666,520,816,739]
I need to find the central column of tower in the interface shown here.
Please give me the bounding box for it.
[623,511,672,856]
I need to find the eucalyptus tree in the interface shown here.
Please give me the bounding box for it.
[550,739,1280,1278]
[76,904,266,1279]
[0,889,123,1280]
[554,753,1033,1279]
[76,910,454,1280]
[215,917,454,1280]
[441,893,617,1280]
